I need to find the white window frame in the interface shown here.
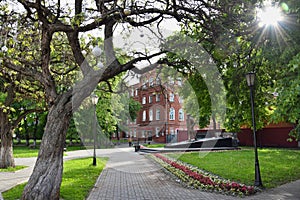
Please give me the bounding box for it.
[149,109,153,121]
[156,109,160,120]
[142,96,146,104]
[142,110,146,121]
[169,107,175,120]
[149,95,153,104]
[179,109,184,121]
[156,94,160,102]
[169,93,175,102]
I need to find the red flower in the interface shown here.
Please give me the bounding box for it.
[153,153,255,196]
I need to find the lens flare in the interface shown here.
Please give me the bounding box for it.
[257,6,283,27]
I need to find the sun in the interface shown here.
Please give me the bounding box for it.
[253,1,290,47]
[257,5,283,27]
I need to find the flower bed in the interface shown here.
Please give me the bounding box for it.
[152,153,257,197]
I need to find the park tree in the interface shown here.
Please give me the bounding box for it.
[0,3,46,168]
[1,0,264,199]
[263,0,300,140]
[171,0,300,134]
[0,67,44,168]
[162,1,260,132]
[273,53,300,140]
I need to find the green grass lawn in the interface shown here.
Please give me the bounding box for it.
[13,145,87,158]
[167,148,300,188]
[0,166,27,172]
[2,157,107,200]
[143,143,165,148]
[13,146,40,158]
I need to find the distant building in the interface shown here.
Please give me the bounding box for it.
[126,69,188,143]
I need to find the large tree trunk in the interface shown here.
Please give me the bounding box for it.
[21,101,71,200]
[0,111,15,168]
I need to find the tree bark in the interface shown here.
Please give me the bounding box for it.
[0,111,15,168]
[0,130,15,168]
[21,99,71,200]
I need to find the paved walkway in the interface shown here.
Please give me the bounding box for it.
[1,146,300,200]
[87,147,300,200]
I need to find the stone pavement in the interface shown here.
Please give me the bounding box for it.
[0,146,300,200]
[87,146,300,200]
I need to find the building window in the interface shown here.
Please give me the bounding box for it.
[156,109,160,120]
[142,96,146,104]
[156,127,160,137]
[169,107,175,120]
[169,93,175,102]
[149,109,153,121]
[142,110,146,121]
[142,131,145,138]
[134,129,137,137]
[156,94,160,102]
[149,77,154,86]
[179,109,184,121]
[149,95,153,104]
[135,89,138,96]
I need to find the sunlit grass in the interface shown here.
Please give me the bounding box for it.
[0,165,27,172]
[167,148,300,188]
[13,146,39,158]
[13,145,87,158]
[144,143,165,148]
[2,157,107,200]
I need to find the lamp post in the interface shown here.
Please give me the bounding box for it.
[91,93,99,166]
[246,72,263,187]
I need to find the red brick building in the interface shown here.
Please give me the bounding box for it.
[126,69,188,143]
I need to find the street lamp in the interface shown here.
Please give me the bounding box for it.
[91,93,99,166]
[245,72,263,187]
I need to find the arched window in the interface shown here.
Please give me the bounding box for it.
[169,93,175,102]
[169,107,175,120]
[142,96,146,104]
[142,110,146,121]
[149,109,153,121]
[156,109,160,120]
[179,109,184,121]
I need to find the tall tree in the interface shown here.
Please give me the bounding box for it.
[0,3,45,167]
[2,0,256,199]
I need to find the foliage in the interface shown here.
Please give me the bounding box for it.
[4,0,299,197]
[273,53,300,140]
[169,0,300,133]
[2,157,107,200]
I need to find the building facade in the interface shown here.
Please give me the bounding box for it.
[126,69,188,143]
